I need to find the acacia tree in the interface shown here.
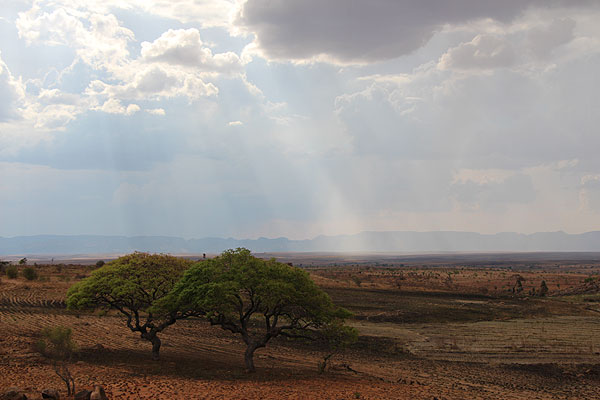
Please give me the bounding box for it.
[163,248,353,372]
[66,252,199,360]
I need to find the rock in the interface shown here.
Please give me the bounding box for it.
[74,390,92,400]
[41,389,60,399]
[0,387,27,400]
[89,386,107,400]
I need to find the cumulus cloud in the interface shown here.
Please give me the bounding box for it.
[438,34,516,70]
[141,28,242,73]
[86,65,218,101]
[0,53,24,122]
[17,7,134,71]
[438,17,578,71]
[146,108,166,116]
[237,0,594,63]
[93,98,140,115]
[49,0,242,27]
[37,89,81,106]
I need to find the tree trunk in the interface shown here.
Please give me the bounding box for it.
[142,331,162,360]
[151,335,161,361]
[244,343,259,373]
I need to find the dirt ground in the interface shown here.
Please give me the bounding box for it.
[1,256,600,399]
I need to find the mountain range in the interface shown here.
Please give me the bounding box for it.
[1,231,600,256]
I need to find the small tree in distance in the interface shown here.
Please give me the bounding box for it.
[162,248,354,372]
[67,252,200,360]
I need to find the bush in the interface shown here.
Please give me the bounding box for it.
[95,260,105,268]
[6,265,18,279]
[39,326,77,357]
[0,261,9,274]
[37,326,77,395]
[23,267,38,281]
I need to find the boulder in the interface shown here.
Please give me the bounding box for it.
[89,386,107,400]
[41,389,60,399]
[74,390,92,400]
[0,388,27,400]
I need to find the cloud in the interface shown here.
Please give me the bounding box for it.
[438,17,577,71]
[438,34,516,70]
[236,0,594,63]
[93,98,140,115]
[146,108,166,116]
[580,174,600,211]
[228,120,243,126]
[0,53,24,122]
[451,171,536,210]
[86,65,219,101]
[527,18,576,58]
[141,28,243,74]
[16,6,134,72]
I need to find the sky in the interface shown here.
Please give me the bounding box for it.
[1,0,599,240]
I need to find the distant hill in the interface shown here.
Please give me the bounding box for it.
[1,231,600,256]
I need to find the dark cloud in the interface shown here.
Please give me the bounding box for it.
[237,0,592,62]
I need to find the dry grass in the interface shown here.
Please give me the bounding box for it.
[1,258,600,399]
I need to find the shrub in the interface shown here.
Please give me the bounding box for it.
[37,326,77,395]
[23,267,38,281]
[6,265,18,279]
[0,260,9,274]
[95,260,105,268]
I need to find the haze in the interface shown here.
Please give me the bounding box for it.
[1,1,599,240]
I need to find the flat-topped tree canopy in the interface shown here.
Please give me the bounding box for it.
[66,252,199,360]
[162,247,354,372]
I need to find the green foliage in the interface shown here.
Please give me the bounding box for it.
[164,248,352,372]
[22,267,38,281]
[67,252,192,312]
[37,326,77,395]
[539,280,549,297]
[34,338,47,354]
[38,326,77,360]
[95,260,105,268]
[0,260,9,274]
[66,252,195,360]
[19,257,27,265]
[6,265,18,279]
[317,320,358,373]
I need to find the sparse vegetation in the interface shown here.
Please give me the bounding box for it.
[1,253,599,398]
[6,265,18,279]
[36,326,77,396]
[22,267,38,281]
